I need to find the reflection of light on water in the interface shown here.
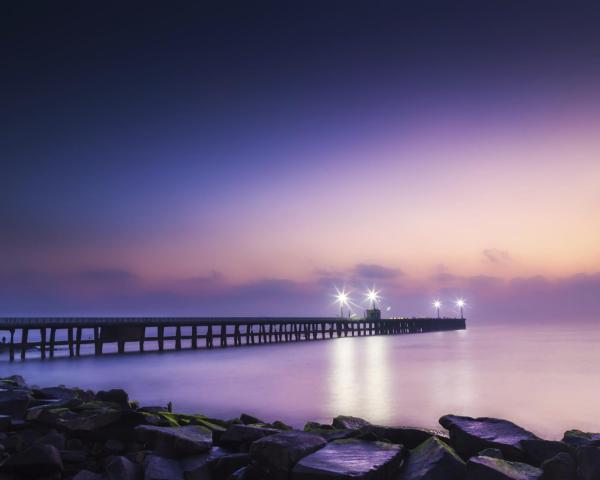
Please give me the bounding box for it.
[329,338,357,415]
[364,336,392,422]
[327,336,392,422]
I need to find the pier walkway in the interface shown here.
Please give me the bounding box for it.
[0,317,466,361]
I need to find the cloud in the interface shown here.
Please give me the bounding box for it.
[482,248,511,264]
[353,263,403,279]
[78,268,137,283]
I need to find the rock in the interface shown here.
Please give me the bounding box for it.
[240,413,264,425]
[210,453,250,479]
[106,455,142,480]
[332,415,371,430]
[0,415,11,432]
[250,431,327,480]
[105,438,126,454]
[577,445,600,480]
[73,470,106,480]
[219,425,279,451]
[439,415,538,460]
[35,430,66,450]
[292,439,403,480]
[271,421,292,431]
[1,375,27,389]
[358,425,444,449]
[61,449,88,463]
[144,454,184,480]
[4,444,64,476]
[520,439,573,466]
[479,448,504,458]
[466,456,543,480]
[182,447,229,480]
[540,452,576,480]
[66,437,85,450]
[562,430,600,448]
[97,389,130,408]
[401,437,465,480]
[136,425,212,457]
[0,389,32,418]
[36,386,84,402]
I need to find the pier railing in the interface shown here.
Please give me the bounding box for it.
[0,317,466,361]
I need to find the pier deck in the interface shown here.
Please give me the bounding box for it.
[0,317,466,361]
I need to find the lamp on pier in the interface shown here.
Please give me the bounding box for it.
[433,300,441,318]
[455,298,465,319]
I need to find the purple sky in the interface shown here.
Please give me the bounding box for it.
[2,2,600,321]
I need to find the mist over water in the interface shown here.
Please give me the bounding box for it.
[3,322,600,439]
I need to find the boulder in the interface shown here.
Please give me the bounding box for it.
[250,431,327,480]
[35,430,66,449]
[479,448,503,459]
[0,375,27,389]
[73,470,106,480]
[401,437,465,480]
[439,415,538,460]
[0,389,32,418]
[105,438,126,454]
[136,425,212,457]
[358,425,444,449]
[0,415,11,432]
[466,456,543,480]
[540,452,576,480]
[144,454,184,480]
[219,424,279,451]
[292,439,403,480]
[577,445,600,480]
[61,448,89,463]
[3,443,64,476]
[210,453,250,479]
[240,413,264,425]
[332,415,371,430]
[106,455,142,480]
[520,439,573,466]
[97,389,130,408]
[562,430,600,448]
[182,447,229,480]
[36,386,85,402]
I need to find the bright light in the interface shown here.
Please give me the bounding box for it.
[336,289,349,306]
[433,300,441,309]
[366,288,380,304]
[456,299,465,307]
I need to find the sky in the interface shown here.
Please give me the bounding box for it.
[2,2,600,320]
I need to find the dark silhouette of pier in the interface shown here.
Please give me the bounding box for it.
[0,317,466,361]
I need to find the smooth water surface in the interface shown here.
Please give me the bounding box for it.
[3,323,600,439]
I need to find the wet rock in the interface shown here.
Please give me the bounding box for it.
[562,430,600,448]
[358,425,444,449]
[106,455,142,480]
[401,437,464,480]
[0,376,27,389]
[97,389,130,408]
[250,431,327,480]
[136,425,212,457]
[182,447,230,480]
[4,443,64,476]
[105,438,126,454]
[479,448,503,459]
[61,449,88,463]
[211,453,250,479]
[144,454,184,480]
[66,437,85,450]
[577,445,600,480]
[0,389,32,418]
[240,413,264,425]
[466,456,543,480]
[439,415,538,460]
[271,421,292,431]
[540,452,576,480]
[0,415,11,432]
[73,470,106,480]
[332,415,371,430]
[36,386,85,402]
[520,439,573,466]
[35,430,66,450]
[292,439,403,480]
[219,425,279,451]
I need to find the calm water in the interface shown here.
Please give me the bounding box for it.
[2,322,600,439]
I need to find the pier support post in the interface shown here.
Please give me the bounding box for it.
[94,327,101,355]
[158,326,164,352]
[139,327,145,353]
[220,325,227,347]
[40,328,46,359]
[76,327,82,356]
[50,328,56,357]
[207,325,213,348]
[9,329,15,362]
[175,326,182,350]
[21,328,28,360]
[68,328,74,357]
[192,326,198,349]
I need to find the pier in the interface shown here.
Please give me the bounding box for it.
[0,317,466,361]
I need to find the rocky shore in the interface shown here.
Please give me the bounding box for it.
[0,375,597,480]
